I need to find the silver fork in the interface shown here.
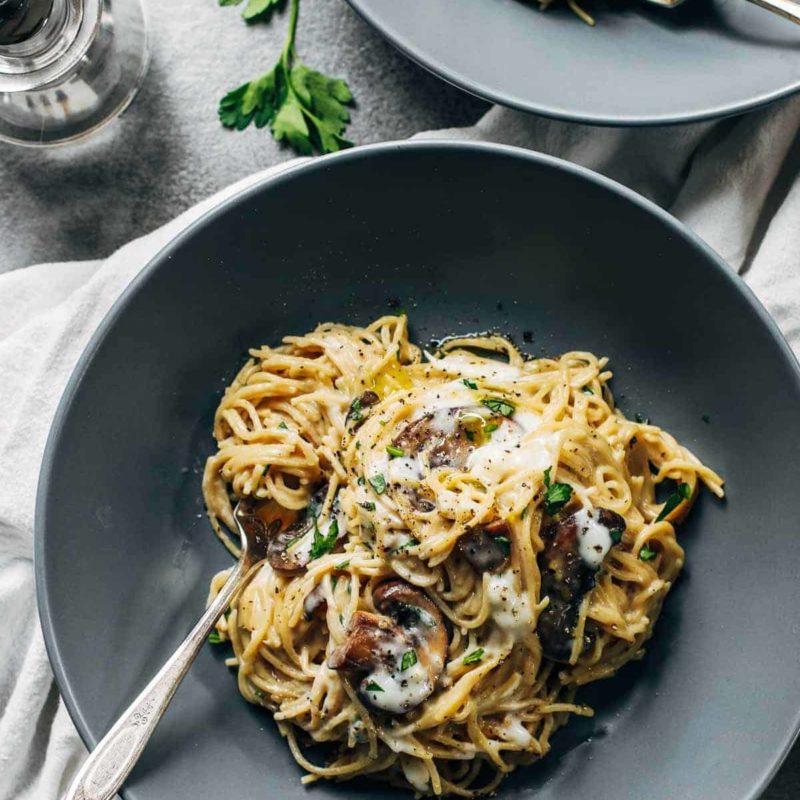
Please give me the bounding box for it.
[63,499,266,800]
[643,0,800,24]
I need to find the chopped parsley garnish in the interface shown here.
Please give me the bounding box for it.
[494,535,511,557]
[465,429,475,442]
[655,482,691,522]
[634,412,650,424]
[359,501,376,512]
[368,474,387,495]
[481,397,515,417]
[357,476,365,486]
[543,467,573,516]
[610,528,624,544]
[309,517,339,560]
[462,378,478,390]
[400,650,417,671]
[335,559,350,570]
[349,397,363,422]
[463,648,485,665]
[278,420,288,430]
[392,537,420,554]
[386,445,405,458]
[639,545,657,561]
[365,681,384,693]
[208,630,223,645]
[582,386,594,395]
[483,421,499,435]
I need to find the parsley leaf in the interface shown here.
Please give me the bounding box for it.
[364,681,384,693]
[278,420,288,430]
[335,559,350,570]
[359,501,376,512]
[610,528,624,544]
[481,397,515,417]
[218,0,354,155]
[208,630,223,644]
[462,378,478,390]
[655,482,691,522]
[392,537,419,553]
[309,517,339,560]
[494,535,511,557]
[368,474,387,495]
[219,0,283,21]
[348,397,363,422]
[543,467,573,516]
[483,421,499,435]
[386,445,405,458]
[639,545,657,561]
[400,650,417,670]
[463,648,484,665]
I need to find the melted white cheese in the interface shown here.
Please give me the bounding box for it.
[497,716,533,747]
[573,507,614,568]
[361,657,432,714]
[486,570,534,639]
[426,353,522,384]
[401,758,431,793]
[468,429,560,494]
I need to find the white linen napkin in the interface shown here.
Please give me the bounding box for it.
[1,96,799,799]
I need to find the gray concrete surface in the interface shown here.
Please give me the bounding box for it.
[0,1,798,797]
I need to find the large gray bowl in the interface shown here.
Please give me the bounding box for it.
[37,142,800,800]
[345,0,800,125]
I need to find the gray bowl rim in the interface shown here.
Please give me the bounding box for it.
[344,0,800,126]
[33,139,800,798]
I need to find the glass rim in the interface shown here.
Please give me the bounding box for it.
[0,0,102,92]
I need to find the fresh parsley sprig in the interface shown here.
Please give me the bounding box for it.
[218,0,354,155]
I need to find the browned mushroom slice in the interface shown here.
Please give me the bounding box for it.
[328,611,412,670]
[458,520,511,572]
[247,482,330,573]
[303,584,328,621]
[346,390,380,429]
[537,507,625,663]
[328,580,448,714]
[392,409,475,470]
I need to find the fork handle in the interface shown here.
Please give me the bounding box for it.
[746,0,800,24]
[62,559,245,800]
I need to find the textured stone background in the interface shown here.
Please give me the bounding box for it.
[0,1,797,796]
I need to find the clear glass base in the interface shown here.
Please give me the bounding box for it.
[0,0,148,146]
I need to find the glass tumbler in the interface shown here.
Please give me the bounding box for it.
[0,0,148,146]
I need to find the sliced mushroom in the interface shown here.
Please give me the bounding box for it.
[303,584,328,621]
[537,507,625,663]
[458,520,511,572]
[346,390,380,429]
[392,409,474,470]
[328,580,448,714]
[248,482,330,573]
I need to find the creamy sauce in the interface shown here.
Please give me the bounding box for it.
[361,657,432,714]
[573,507,614,568]
[426,353,522,384]
[497,716,533,747]
[401,757,431,793]
[468,429,561,496]
[486,570,534,639]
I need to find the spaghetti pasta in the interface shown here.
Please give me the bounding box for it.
[203,315,723,796]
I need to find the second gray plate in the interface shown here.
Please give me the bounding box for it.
[346,0,800,125]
